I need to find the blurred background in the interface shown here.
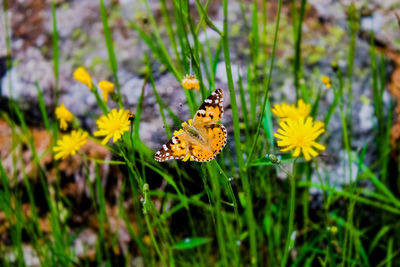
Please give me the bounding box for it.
[1,0,400,266]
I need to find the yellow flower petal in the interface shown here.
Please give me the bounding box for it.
[274,116,325,161]
[182,154,191,162]
[182,75,200,90]
[55,103,73,131]
[73,67,92,89]
[94,108,131,145]
[102,91,109,103]
[53,130,88,160]
[321,76,331,85]
[311,142,326,151]
[272,99,311,121]
[173,129,184,135]
[302,148,311,161]
[293,147,301,157]
[98,80,114,93]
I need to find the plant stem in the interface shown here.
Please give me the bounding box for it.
[145,213,168,266]
[51,2,59,106]
[292,0,307,99]
[247,0,282,165]
[99,0,122,107]
[281,159,297,267]
[222,0,258,264]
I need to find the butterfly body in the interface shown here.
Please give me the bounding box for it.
[184,125,206,143]
[155,88,226,162]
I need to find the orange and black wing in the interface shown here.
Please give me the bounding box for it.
[154,133,189,162]
[192,88,224,126]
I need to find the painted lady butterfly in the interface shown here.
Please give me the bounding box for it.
[155,88,227,162]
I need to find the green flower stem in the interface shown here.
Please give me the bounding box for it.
[247,0,282,165]
[159,0,181,71]
[145,213,168,266]
[281,159,297,267]
[292,0,307,99]
[222,0,258,264]
[93,87,109,114]
[99,0,122,107]
[206,164,229,266]
[51,2,59,106]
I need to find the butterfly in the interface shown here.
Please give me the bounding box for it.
[155,88,227,162]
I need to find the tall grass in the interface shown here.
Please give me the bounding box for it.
[1,1,400,266]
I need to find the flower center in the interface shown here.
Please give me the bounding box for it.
[295,135,306,146]
[109,120,122,133]
[64,139,77,153]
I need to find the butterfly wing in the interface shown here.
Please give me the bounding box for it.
[155,88,226,162]
[189,145,215,162]
[154,133,190,162]
[205,124,227,155]
[189,124,227,162]
[192,88,224,127]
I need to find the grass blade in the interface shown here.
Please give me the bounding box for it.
[99,0,122,106]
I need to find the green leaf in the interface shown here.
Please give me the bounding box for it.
[99,0,121,106]
[262,100,274,150]
[35,82,50,130]
[238,192,246,208]
[368,226,390,254]
[172,237,212,250]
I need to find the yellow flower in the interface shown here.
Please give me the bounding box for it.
[182,75,200,90]
[328,226,338,235]
[360,95,370,106]
[94,109,131,145]
[331,61,339,72]
[53,130,88,160]
[321,76,330,84]
[98,80,115,103]
[271,99,311,121]
[321,76,331,88]
[274,117,325,161]
[73,67,92,89]
[55,103,73,130]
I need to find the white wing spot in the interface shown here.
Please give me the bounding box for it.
[166,152,170,156]
[215,99,219,103]
[163,144,168,150]
[204,99,212,103]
